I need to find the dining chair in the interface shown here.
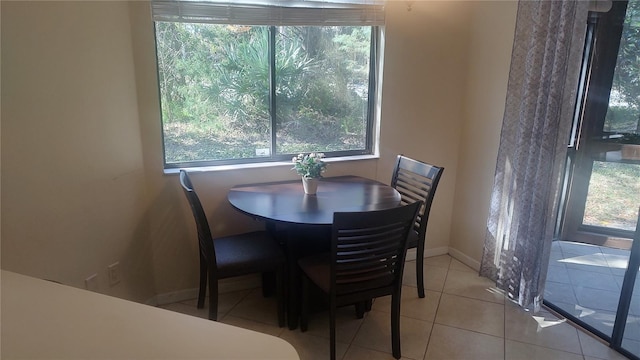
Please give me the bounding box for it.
[298,201,422,360]
[179,170,285,326]
[391,155,444,298]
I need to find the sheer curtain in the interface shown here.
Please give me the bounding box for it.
[479,0,589,311]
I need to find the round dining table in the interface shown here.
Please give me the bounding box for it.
[228,175,401,225]
[228,175,401,329]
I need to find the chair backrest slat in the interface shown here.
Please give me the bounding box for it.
[331,202,421,296]
[391,155,444,239]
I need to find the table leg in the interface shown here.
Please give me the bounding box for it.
[286,234,301,330]
[282,224,331,330]
[267,222,300,330]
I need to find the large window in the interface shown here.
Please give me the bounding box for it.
[152,0,384,168]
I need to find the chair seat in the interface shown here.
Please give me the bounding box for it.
[298,253,331,292]
[215,231,284,278]
[298,253,395,295]
[407,230,419,249]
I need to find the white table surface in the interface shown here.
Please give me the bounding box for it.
[1,270,299,359]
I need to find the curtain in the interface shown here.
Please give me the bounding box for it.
[479,0,589,311]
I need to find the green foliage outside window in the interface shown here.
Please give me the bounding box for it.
[604,0,640,135]
[155,22,374,165]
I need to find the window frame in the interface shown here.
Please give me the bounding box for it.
[151,1,385,170]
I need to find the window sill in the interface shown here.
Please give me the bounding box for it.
[163,154,379,175]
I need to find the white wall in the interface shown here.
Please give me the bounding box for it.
[450,1,518,268]
[1,1,156,301]
[1,0,518,301]
[378,1,474,254]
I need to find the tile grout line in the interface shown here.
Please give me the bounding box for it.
[219,288,257,322]
[420,290,441,359]
[503,280,507,360]
[340,301,371,360]
[422,257,451,359]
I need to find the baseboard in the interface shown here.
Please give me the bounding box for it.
[149,247,474,306]
[147,274,261,307]
[147,288,199,306]
[405,246,449,261]
[448,247,481,271]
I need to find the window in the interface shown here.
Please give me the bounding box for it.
[151,0,385,168]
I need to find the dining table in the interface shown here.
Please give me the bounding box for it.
[228,175,402,329]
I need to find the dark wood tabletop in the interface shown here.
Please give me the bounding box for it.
[228,175,401,225]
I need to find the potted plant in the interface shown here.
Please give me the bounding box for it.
[292,153,327,195]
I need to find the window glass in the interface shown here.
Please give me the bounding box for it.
[603,0,639,136]
[156,23,271,163]
[275,26,371,155]
[155,21,378,168]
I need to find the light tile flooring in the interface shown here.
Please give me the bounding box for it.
[546,240,639,357]
[160,255,628,360]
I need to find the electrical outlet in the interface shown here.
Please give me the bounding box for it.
[107,262,121,286]
[85,273,98,291]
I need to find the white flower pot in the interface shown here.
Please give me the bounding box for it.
[302,177,318,195]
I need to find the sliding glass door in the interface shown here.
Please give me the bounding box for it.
[614,231,640,357]
[561,0,639,251]
[545,1,640,358]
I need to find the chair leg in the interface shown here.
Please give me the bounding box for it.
[262,271,275,297]
[276,266,285,328]
[391,293,401,359]
[365,299,372,312]
[416,241,425,298]
[300,275,309,332]
[197,254,207,309]
[355,302,365,319]
[208,273,218,321]
[330,303,337,360]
